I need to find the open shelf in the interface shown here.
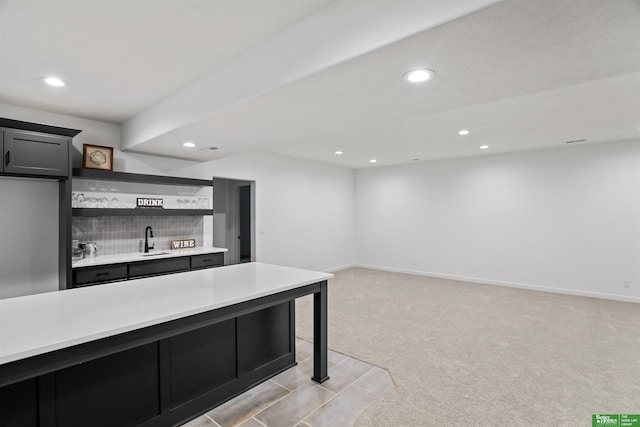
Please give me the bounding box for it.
[72,169,213,216]
[73,168,212,187]
[72,208,213,217]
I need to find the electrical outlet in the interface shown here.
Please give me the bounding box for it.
[623,280,630,288]
[310,261,315,268]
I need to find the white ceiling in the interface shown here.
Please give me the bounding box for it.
[1,0,638,169]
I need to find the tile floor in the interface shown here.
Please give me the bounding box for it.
[181,338,395,427]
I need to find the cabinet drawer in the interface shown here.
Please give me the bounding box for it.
[129,257,190,278]
[74,264,128,287]
[190,253,224,270]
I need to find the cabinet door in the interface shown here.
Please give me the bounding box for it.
[3,129,69,177]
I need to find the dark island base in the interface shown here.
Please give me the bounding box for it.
[0,281,329,427]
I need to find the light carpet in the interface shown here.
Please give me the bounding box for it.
[295,268,639,426]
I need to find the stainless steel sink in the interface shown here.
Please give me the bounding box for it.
[140,251,171,257]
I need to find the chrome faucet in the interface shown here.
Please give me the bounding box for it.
[144,226,154,253]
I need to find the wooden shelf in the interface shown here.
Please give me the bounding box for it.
[72,208,212,217]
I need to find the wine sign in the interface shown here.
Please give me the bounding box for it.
[171,239,196,249]
[136,198,164,208]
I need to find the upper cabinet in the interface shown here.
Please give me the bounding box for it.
[0,118,81,180]
[2,129,70,177]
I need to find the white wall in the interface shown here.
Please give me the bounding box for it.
[173,152,357,272]
[4,103,635,301]
[356,140,640,302]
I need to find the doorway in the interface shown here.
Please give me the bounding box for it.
[212,178,255,265]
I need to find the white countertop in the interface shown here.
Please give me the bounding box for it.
[0,262,332,365]
[72,247,228,268]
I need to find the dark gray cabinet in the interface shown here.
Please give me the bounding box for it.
[0,299,296,427]
[72,253,225,287]
[74,264,128,287]
[2,129,70,178]
[129,257,190,279]
[191,253,225,270]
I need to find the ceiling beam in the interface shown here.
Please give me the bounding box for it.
[121,0,502,152]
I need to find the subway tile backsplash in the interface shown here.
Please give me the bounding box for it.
[72,216,204,256]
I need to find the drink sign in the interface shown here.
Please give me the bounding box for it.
[171,239,196,250]
[136,198,164,208]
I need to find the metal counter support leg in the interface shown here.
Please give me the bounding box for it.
[311,280,329,383]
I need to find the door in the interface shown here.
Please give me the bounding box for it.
[239,185,251,263]
[3,129,69,177]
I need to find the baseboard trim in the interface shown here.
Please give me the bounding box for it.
[324,263,356,273]
[355,264,640,304]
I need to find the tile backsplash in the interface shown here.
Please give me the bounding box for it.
[72,216,204,256]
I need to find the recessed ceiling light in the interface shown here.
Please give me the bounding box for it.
[370,159,377,163]
[183,141,196,148]
[403,69,435,83]
[335,151,343,155]
[42,76,65,87]
[458,129,470,135]
[480,145,489,150]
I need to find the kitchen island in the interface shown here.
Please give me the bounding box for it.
[0,262,332,427]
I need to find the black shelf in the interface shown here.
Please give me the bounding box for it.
[0,117,82,137]
[72,168,213,187]
[73,208,213,217]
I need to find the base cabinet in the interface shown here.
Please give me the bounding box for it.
[128,257,191,279]
[238,303,292,375]
[168,319,237,409]
[0,302,295,427]
[73,264,128,287]
[190,253,224,270]
[72,253,224,288]
[0,377,38,427]
[55,343,161,427]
